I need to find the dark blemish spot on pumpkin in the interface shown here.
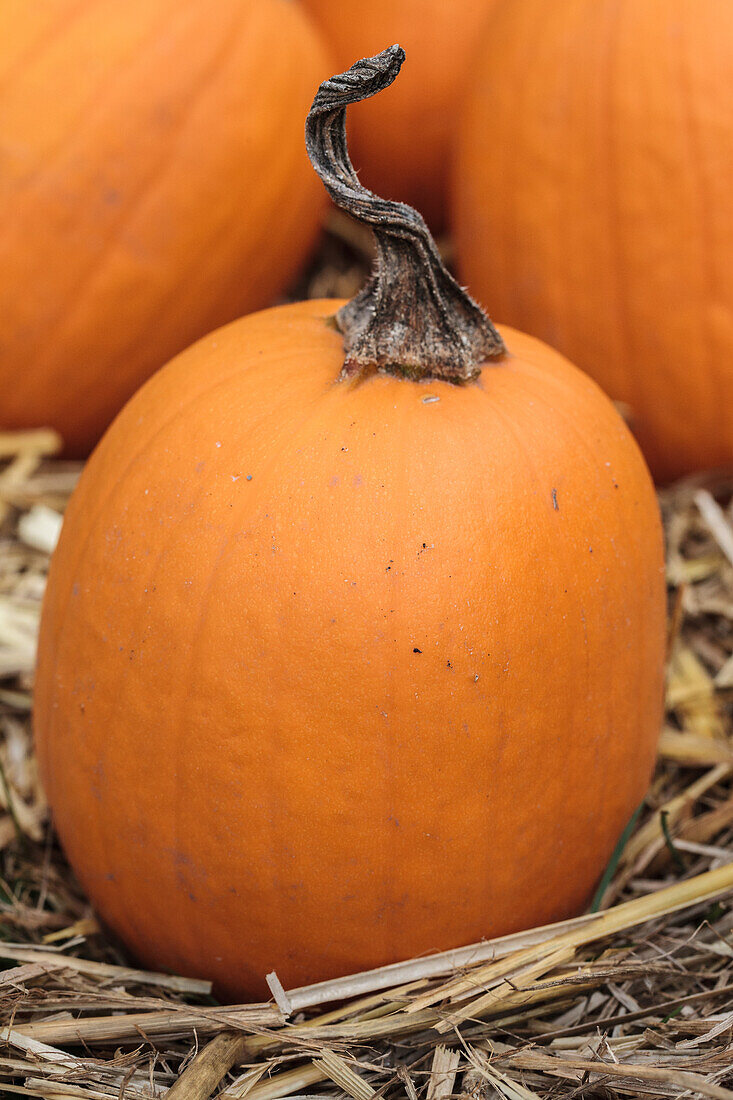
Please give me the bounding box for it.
[589,547,593,553]
[386,560,393,571]
[446,660,453,669]
[104,188,121,205]
[89,760,104,801]
[422,394,440,404]
[105,873,116,882]
[246,474,252,481]
[552,488,559,511]
[72,582,80,596]
[413,647,422,654]
[474,674,480,682]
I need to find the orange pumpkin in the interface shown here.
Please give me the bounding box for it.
[453,0,733,483]
[34,48,666,999]
[0,0,327,456]
[300,0,497,227]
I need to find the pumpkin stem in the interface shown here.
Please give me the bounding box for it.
[305,45,506,382]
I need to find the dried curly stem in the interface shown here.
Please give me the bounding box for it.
[305,45,506,383]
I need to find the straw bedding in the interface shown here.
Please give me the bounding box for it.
[1,223,732,1100]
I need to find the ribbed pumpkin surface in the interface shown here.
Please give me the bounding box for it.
[454,0,733,482]
[0,0,327,454]
[34,299,666,998]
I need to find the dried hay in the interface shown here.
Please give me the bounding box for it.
[1,224,732,1099]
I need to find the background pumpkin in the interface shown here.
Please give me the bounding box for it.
[33,49,667,999]
[453,0,733,483]
[0,0,327,456]
[300,0,498,228]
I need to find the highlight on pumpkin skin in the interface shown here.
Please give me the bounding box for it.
[305,45,506,383]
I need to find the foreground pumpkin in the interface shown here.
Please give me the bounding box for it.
[301,0,497,227]
[0,0,326,455]
[453,0,733,483]
[35,48,666,998]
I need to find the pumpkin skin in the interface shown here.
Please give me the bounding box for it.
[34,298,665,999]
[300,0,498,227]
[453,0,733,484]
[0,0,327,456]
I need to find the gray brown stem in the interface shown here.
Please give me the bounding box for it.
[305,44,506,383]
